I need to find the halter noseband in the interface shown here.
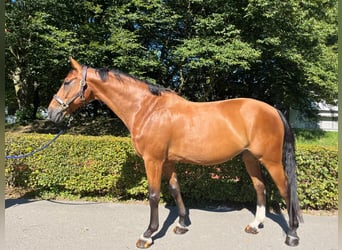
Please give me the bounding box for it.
[53,66,88,111]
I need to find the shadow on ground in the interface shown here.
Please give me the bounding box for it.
[152,203,289,244]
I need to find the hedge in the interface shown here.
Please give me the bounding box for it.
[5,132,338,210]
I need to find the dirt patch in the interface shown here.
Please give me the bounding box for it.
[5,115,129,137]
[5,186,36,199]
[6,120,65,134]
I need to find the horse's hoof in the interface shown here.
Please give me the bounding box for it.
[173,224,189,234]
[285,234,299,247]
[245,225,259,234]
[136,235,153,249]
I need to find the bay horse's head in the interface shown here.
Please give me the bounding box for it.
[48,57,93,123]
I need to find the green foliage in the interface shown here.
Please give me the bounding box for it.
[6,0,338,120]
[5,133,146,199]
[14,106,35,125]
[296,145,338,210]
[172,159,257,204]
[5,133,338,210]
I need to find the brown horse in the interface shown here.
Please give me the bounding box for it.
[48,58,303,248]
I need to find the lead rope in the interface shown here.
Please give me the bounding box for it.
[5,115,75,160]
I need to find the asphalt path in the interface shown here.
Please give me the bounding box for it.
[5,199,338,250]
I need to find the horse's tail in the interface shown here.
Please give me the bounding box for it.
[277,110,303,224]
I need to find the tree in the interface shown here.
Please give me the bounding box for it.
[238,0,338,114]
[170,0,261,100]
[5,0,337,123]
[169,0,337,114]
[5,0,79,122]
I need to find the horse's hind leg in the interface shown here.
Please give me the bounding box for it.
[242,151,266,234]
[163,161,188,234]
[261,158,300,246]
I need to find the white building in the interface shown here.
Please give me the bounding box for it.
[289,102,338,131]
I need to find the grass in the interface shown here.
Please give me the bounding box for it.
[294,128,338,148]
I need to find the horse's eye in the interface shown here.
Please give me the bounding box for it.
[64,80,72,86]
[63,80,74,92]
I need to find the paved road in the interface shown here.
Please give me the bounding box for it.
[5,199,338,250]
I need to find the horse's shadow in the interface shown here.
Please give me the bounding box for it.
[152,204,289,243]
[152,205,191,241]
[5,198,37,209]
[265,209,289,233]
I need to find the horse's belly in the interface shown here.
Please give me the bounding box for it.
[167,113,247,164]
[168,139,244,165]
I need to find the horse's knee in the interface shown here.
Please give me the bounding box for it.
[149,191,160,205]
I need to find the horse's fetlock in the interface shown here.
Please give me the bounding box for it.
[149,224,159,232]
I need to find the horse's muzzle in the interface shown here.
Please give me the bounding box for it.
[48,107,66,124]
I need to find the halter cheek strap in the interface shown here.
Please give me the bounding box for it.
[79,66,88,101]
[53,66,88,111]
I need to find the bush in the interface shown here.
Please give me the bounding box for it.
[5,133,338,210]
[296,145,338,210]
[5,133,147,199]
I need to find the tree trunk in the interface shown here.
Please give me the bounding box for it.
[10,66,36,120]
[11,66,24,109]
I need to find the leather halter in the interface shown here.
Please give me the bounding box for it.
[53,66,87,111]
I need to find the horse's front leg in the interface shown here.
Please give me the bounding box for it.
[136,158,163,249]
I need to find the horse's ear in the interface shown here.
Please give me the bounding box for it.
[69,57,82,72]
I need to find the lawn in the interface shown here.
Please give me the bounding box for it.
[294,129,338,148]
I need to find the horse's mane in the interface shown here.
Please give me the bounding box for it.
[95,67,172,96]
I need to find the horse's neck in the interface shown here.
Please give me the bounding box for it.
[91,76,153,132]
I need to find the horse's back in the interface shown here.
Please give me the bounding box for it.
[133,96,283,164]
[164,98,282,164]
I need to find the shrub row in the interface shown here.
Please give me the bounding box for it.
[5,132,338,210]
